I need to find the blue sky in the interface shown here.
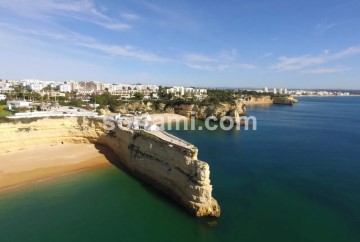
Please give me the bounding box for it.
[0,0,360,88]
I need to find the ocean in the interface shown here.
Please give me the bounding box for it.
[0,96,359,242]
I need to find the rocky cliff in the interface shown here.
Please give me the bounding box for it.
[242,96,273,105]
[273,96,298,105]
[116,99,247,123]
[0,117,220,217]
[169,99,247,121]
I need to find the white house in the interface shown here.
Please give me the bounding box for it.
[7,100,33,109]
[0,94,6,101]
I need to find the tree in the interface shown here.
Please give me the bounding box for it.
[31,92,42,101]
[133,92,144,100]
[158,86,167,99]
[166,92,173,100]
[42,86,54,92]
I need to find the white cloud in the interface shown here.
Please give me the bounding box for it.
[0,22,164,62]
[236,64,257,69]
[184,63,232,72]
[303,67,350,74]
[183,53,217,62]
[218,49,238,61]
[185,63,215,71]
[121,13,139,21]
[0,0,132,31]
[262,52,274,58]
[183,50,256,72]
[79,42,165,62]
[315,22,337,33]
[271,46,360,71]
[140,1,175,17]
[103,23,132,31]
[272,55,324,71]
[315,19,350,33]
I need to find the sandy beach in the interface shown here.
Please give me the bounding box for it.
[0,144,116,192]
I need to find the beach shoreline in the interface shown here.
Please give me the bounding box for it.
[0,144,115,193]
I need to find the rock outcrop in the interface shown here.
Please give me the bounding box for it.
[115,101,154,113]
[243,96,273,105]
[0,117,220,217]
[114,99,247,123]
[171,99,247,122]
[273,96,298,105]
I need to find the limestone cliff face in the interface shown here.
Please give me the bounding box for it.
[113,100,247,122]
[243,96,273,105]
[101,129,220,217]
[0,117,220,217]
[242,95,298,105]
[115,101,154,113]
[170,99,247,121]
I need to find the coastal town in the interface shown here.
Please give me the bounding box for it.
[0,79,353,101]
[1,78,355,122]
[0,79,208,100]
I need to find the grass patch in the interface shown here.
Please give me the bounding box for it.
[0,105,11,117]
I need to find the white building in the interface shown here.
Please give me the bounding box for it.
[7,100,33,109]
[166,86,207,98]
[166,86,185,96]
[264,86,269,93]
[58,81,78,93]
[29,83,44,92]
[0,81,14,93]
[59,84,72,93]
[78,81,105,94]
[273,88,277,94]
[110,83,159,99]
[0,94,6,100]
[22,79,47,92]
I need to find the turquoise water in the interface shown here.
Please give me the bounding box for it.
[1,96,360,242]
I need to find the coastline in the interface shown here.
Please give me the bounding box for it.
[0,144,115,193]
[0,115,185,193]
[0,115,221,217]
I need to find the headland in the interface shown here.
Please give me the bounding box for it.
[0,116,220,217]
